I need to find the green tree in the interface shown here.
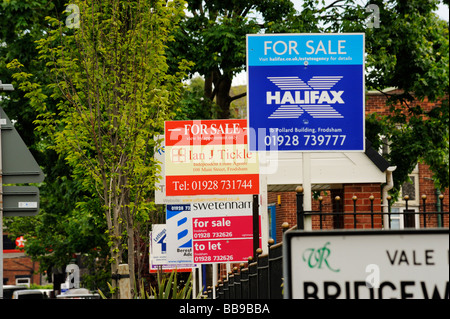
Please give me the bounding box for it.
[9,0,190,298]
[1,0,107,288]
[169,0,448,197]
[364,0,449,197]
[168,0,296,119]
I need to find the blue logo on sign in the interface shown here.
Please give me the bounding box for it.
[266,75,344,119]
[167,205,192,249]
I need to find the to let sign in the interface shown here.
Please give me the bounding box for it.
[247,33,365,152]
[283,229,449,299]
[191,199,261,264]
[164,119,259,196]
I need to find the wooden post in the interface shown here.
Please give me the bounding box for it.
[118,264,131,299]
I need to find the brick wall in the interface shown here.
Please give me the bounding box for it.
[269,183,384,242]
[366,89,449,224]
[268,191,298,243]
[342,183,382,229]
[3,254,41,285]
[365,89,447,116]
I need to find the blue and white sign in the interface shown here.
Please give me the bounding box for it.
[166,204,193,263]
[247,33,365,152]
[150,224,195,271]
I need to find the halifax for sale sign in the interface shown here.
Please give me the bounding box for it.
[247,33,365,152]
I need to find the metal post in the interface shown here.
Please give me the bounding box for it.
[296,186,304,230]
[252,194,259,258]
[369,195,374,228]
[422,195,427,228]
[318,196,323,230]
[387,196,392,229]
[335,196,341,228]
[438,194,444,227]
[0,80,14,299]
[353,196,358,229]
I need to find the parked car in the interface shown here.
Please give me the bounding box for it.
[2,285,28,299]
[12,289,52,299]
[56,288,100,299]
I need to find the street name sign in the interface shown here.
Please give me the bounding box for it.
[3,186,39,217]
[247,33,365,152]
[283,229,449,299]
[0,107,45,184]
[164,119,259,196]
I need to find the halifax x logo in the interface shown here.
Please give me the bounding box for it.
[266,76,345,119]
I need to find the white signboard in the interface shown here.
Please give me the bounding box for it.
[149,224,194,272]
[284,229,449,299]
[154,137,255,205]
[166,205,194,264]
[150,224,168,266]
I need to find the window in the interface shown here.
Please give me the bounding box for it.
[389,207,419,229]
[268,205,277,243]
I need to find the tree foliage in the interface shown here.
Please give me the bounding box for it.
[7,0,190,298]
[168,0,296,118]
[169,0,449,197]
[1,0,105,286]
[364,0,449,196]
[2,0,448,296]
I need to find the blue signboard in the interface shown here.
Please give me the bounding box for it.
[247,33,365,151]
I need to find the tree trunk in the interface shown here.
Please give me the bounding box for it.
[204,69,234,119]
[110,204,123,299]
[126,205,136,299]
[216,76,232,119]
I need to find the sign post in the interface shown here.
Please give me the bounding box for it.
[247,33,365,222]
[0,82,44,299]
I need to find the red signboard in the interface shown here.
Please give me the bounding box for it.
[192,215,261,263]
[189,201,261,264]
[164,119,259,196]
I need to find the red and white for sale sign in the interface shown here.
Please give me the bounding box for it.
[164,119,259,196]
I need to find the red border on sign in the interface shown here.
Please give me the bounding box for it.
[166,174,259,196]
[165,119,248,146]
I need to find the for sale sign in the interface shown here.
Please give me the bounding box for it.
[164,119,259,196]
[191,200,261,264]
[165,199,260,264]
[247,33,365,152]
[149,224,193,273]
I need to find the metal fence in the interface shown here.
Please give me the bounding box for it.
[209,239,284,299]
[208,192,448,300]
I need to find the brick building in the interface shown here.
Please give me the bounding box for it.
[265,88,449,243]
[2,234,42,286]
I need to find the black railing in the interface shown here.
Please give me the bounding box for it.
[208,191,448,300]
[214,238,287,300]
